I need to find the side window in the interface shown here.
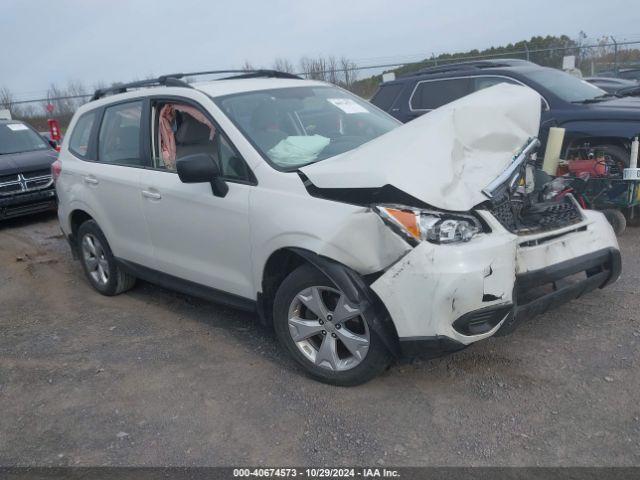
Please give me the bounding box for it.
[217,131,253,182]
[69,111,97,158]
[473,76,548,111]
[473,76,519,92]
[153,101,254,183]
[98,100,144,166]
[410,78,473,110]
[371,84,404,111]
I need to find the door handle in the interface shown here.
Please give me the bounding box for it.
[84,175,99,185]
[141,190,162,200]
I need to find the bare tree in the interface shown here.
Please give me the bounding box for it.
[340,56,358,89]
[273,57,295,73]
[241,60,255,71]
[67,80,88,110]
[296,55,358,86]
[326,56,340,84]
[0,86,14,110]
[299,56,328,80]
[45,83,74,116]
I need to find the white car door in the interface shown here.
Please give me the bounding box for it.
[139,99,255,299]
[76,100,153,266]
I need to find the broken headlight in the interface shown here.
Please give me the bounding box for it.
[375,205,482,246]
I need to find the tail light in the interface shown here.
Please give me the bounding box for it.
[51,160,62,182]
[47,119,61,141]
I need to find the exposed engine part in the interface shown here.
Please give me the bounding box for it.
[485,150,582,234]
[561,144,626,179]
[542,127,565,175]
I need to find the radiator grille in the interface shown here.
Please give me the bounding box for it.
[488,194,582,233]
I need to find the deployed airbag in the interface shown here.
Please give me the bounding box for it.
[268,135,330,166]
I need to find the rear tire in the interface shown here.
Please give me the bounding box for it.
[273,264,391,386]
[602,208,627,236]
[77,220,136,296]
[593,144,630,168]
[624,207,640,228]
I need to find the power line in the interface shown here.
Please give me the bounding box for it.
[6,40,640,107]
[10,93,92,106]
[294,40,640,76]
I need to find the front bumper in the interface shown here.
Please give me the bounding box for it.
[497,246,620,336]
[0,188,57,220]
[370,209,621,355]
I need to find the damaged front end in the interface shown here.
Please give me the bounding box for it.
[299,136,620,356]
[297,86,620,356]
[481,137,584,234]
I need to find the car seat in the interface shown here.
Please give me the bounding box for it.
[250,101,288,152]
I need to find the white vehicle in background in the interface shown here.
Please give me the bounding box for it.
[53,70,620,385]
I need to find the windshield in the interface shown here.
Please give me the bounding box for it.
[525,68,608,103]
[215,86,399,169]
[0,122,49,155]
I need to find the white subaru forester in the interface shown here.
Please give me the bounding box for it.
[54,70,621,385]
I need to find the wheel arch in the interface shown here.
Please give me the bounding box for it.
[66,208,96,258]
[70,209,95,238]
[258,247,400,356]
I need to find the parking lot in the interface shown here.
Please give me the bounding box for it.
[0,212,638,466]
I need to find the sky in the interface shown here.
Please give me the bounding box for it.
[2,0,640,101]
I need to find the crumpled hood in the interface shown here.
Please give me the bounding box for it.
[300,83,541,211]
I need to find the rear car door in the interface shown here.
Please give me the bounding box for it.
[370,83,405,120]
[72,99,153,266]
[138,97,255,299]
[408,77,473,119]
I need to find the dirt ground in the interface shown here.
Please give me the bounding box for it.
[0,212,638,467]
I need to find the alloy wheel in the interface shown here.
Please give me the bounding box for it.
[81,233,110,286]
[287,286,370,371]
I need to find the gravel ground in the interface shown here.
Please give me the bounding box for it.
[0,212,638,467]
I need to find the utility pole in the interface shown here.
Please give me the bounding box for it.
[612,36,619,76]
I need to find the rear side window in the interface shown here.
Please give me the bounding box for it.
[473,76,519,91]
[371,84,404,111]
[410,78,473,110]
[98,101,145,167]
[69,111,96,158]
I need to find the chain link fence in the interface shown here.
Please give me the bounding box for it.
[2,39,639,130]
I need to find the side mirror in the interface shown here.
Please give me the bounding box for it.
[176,153,228,197]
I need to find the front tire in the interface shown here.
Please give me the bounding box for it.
[273,264,391,386]
[602,208,627,236]
[77,220,136,296]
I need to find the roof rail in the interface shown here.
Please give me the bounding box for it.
[402,59,531,78]
[91,77,193,101]
[161,69,302,81]
[91,69,301,101]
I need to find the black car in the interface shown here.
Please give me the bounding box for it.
[0,119,58,220]
[584,76,639,94]
[371,59,640,165]
[597,67,640,82]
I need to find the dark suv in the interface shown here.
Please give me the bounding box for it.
[0,119,58,220]
[371,59,640,164]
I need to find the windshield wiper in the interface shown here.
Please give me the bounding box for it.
[572,93,617,104]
